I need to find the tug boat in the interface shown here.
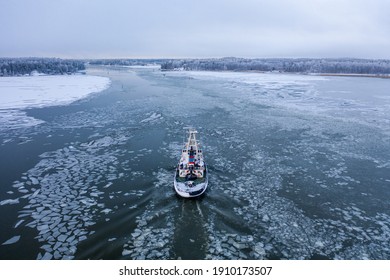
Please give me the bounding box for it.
[174,129,208,198]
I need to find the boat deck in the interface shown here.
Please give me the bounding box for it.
[175,175,207,184]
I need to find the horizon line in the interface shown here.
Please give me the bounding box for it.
[1,56,390,61]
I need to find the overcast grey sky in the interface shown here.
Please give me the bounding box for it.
[1,0,389,59]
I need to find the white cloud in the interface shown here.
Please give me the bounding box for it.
[0,0,389,58]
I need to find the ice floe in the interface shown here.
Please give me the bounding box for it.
[0,132,130,259]
[0,198,19,205]
[2,235,20,245]
[121,169,174,259]
[122,215,173,259]
[140,112,163,123]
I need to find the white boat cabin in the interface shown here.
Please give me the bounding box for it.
[178,130,205,179]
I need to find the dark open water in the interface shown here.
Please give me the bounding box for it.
[1,66,389,259]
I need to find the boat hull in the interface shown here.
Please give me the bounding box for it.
[174,166,208,198]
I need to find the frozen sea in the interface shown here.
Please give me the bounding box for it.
[0,66,389,260]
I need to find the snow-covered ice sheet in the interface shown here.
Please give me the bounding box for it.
[165,70,326,84]
[164,70,390,134]
[0,75,110,110]
[0,75,110,129]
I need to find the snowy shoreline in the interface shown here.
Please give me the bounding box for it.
[164,68,390,79]
[0,75,110,129]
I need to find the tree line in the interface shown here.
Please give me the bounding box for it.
[0,58,85,76]
[88,59,167,66]
[160,57,390,75]
[2,57,390,76]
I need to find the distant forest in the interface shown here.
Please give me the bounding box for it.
[0,58,85,76]
[88,58,168,66]
[160,57,390,75]
[90,57,390,75]
[2,57,390,76]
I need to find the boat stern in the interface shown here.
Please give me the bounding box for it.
[173,179,208,198]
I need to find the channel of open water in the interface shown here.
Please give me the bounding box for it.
[1,66,389,259]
